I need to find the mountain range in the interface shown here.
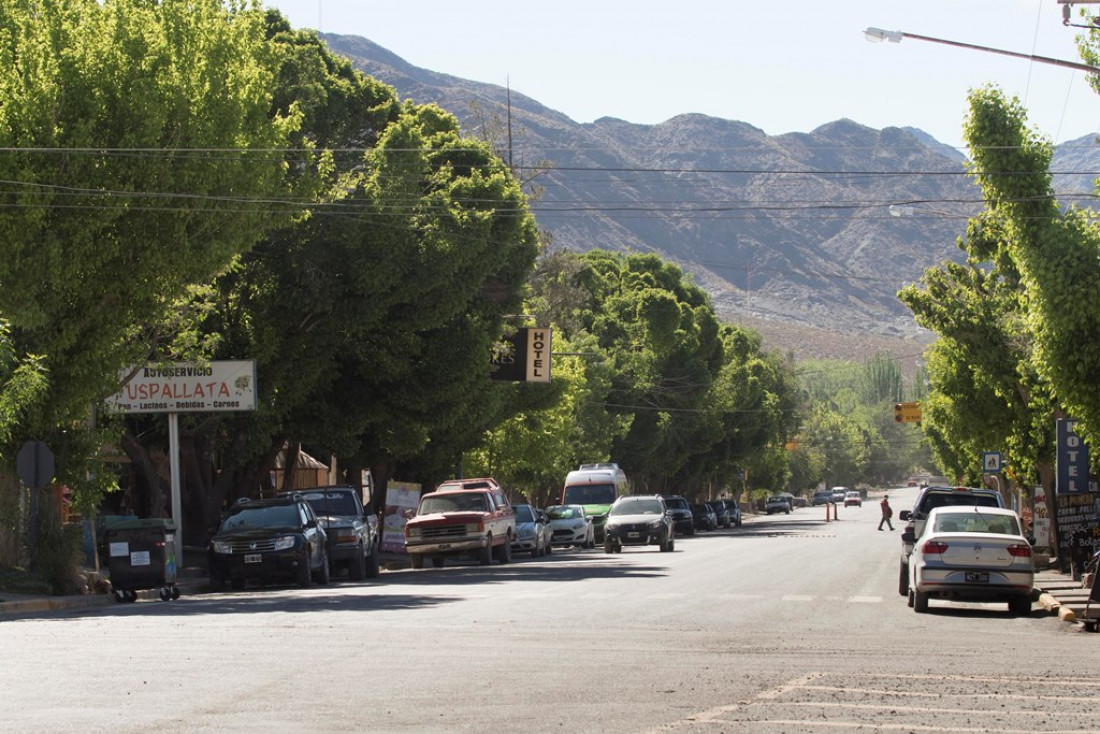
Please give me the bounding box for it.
[321,33,1100,365]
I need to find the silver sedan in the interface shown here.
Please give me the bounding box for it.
[906,505,1034,615]
[546,504,595,548]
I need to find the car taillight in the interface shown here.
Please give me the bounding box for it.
[1007,544,1032,557]
[922,541,949,554]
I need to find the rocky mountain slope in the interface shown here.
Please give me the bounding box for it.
[321,33,1100,363]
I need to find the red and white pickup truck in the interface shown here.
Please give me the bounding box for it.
[403,478,516,568]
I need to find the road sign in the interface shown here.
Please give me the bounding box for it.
[16,440,55,490]
[982,451,1003,474]
[893,401,922,423]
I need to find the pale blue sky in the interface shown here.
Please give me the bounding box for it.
[264,0,1100,150]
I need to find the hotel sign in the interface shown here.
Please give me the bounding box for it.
[105,360,258,413]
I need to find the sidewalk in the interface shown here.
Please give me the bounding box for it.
[1034,562,1100,629]
[0,547,413,617]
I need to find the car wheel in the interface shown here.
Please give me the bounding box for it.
[410,553,424,569]
[208,574,225,593]
[478,538,493,566]
[545,540,552,557]
[659,532,671,552]
[668,535,675,552]
[314,551,331,585]
[898,561,909,596]
[230,578,246,591]
[431,556,446,568]
[349,544,368,581]
[365,543,380,578]
[907,588,914,608]
[496,536,513,564]
[913,588,929,613]
[1009,596,1032,616]
[297,550,313,588]
[604,539,618,554]
[687,525,695,536]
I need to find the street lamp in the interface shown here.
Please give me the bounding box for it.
[863,26,1100,75]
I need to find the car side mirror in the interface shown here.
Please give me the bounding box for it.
[901,530,916,544]
[306,519,318,528]
[1028,536,1036,546]
[898,510,911,522]
[403,509,416,520]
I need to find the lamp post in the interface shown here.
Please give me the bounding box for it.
[863,26,1100,75]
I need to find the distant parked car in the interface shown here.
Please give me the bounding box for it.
[663,495,695,536]
[546,504,595,548]
[706,500,731,528]
[812,490,833,506]
[511,504,553,557]
[691,503,717,531]
[790,495,809,508]
[844,491,863,507]
[831,487,848,504]
[765,496,791,515]
[725,500,743,527]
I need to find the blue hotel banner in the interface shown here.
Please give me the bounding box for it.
[1056,418,1089,495]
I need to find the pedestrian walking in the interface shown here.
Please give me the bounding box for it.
[878,495,894,531]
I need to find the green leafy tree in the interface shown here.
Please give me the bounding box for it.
[0,0,308,488]
[962,86,1100,456]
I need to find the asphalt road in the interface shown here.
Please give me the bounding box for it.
[2,486,1097,733]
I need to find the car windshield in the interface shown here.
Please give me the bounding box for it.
[933,513,1020,535]
[664,497,689,509]
[611,499,663,516]
[768,497,783,503]
[300,491,360,516]
[923,493,1001,512]
[548,506,581,520]
[563,484,617,505]
[514,505,535,523]
[419,492,488,514]
[220,504,301,531]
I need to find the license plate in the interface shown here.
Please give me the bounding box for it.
[965,571,989,583]
[627,532,641,538]
[244,554,262,564]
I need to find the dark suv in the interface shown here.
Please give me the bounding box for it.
[662,495,695,536]
[603,495,675,553]
[208,494,330,590]
[897,485,1004,595]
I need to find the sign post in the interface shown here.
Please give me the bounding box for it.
[17,440,55,546]
[105,361,257,553]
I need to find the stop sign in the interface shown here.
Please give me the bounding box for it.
[16,440,55,490]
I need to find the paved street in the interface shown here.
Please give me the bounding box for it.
[2,487,1097,733]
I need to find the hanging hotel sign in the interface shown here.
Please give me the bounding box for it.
[104,360,258,413]
[489,327,552,383]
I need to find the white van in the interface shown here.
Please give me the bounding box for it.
[561,463,629,542]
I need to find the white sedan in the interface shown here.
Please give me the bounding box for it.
[906,505,1034,615]
[546,504,595,548]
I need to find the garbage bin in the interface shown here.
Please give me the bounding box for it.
[105,518,180,603]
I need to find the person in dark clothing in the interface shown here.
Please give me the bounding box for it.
[878,495,894,531]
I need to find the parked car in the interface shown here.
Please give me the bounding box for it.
[906,506,1034,615]
[511,503,553,557]
[725,500,743,527]
[778,492,797,511]
[897,485,1004,596]
[811,490,833,506]
[404,478,515,568]
[830,487,848,504]
[765,495,791,515]
[296,486,380,581]
[691,503,718,531]
[706,500,731,528]
[790,495,809,508]
[843,490,862,508]
[663,495,695,536]
[546,504,595,548]
[603,495,675,553]
[207,493,330,591]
